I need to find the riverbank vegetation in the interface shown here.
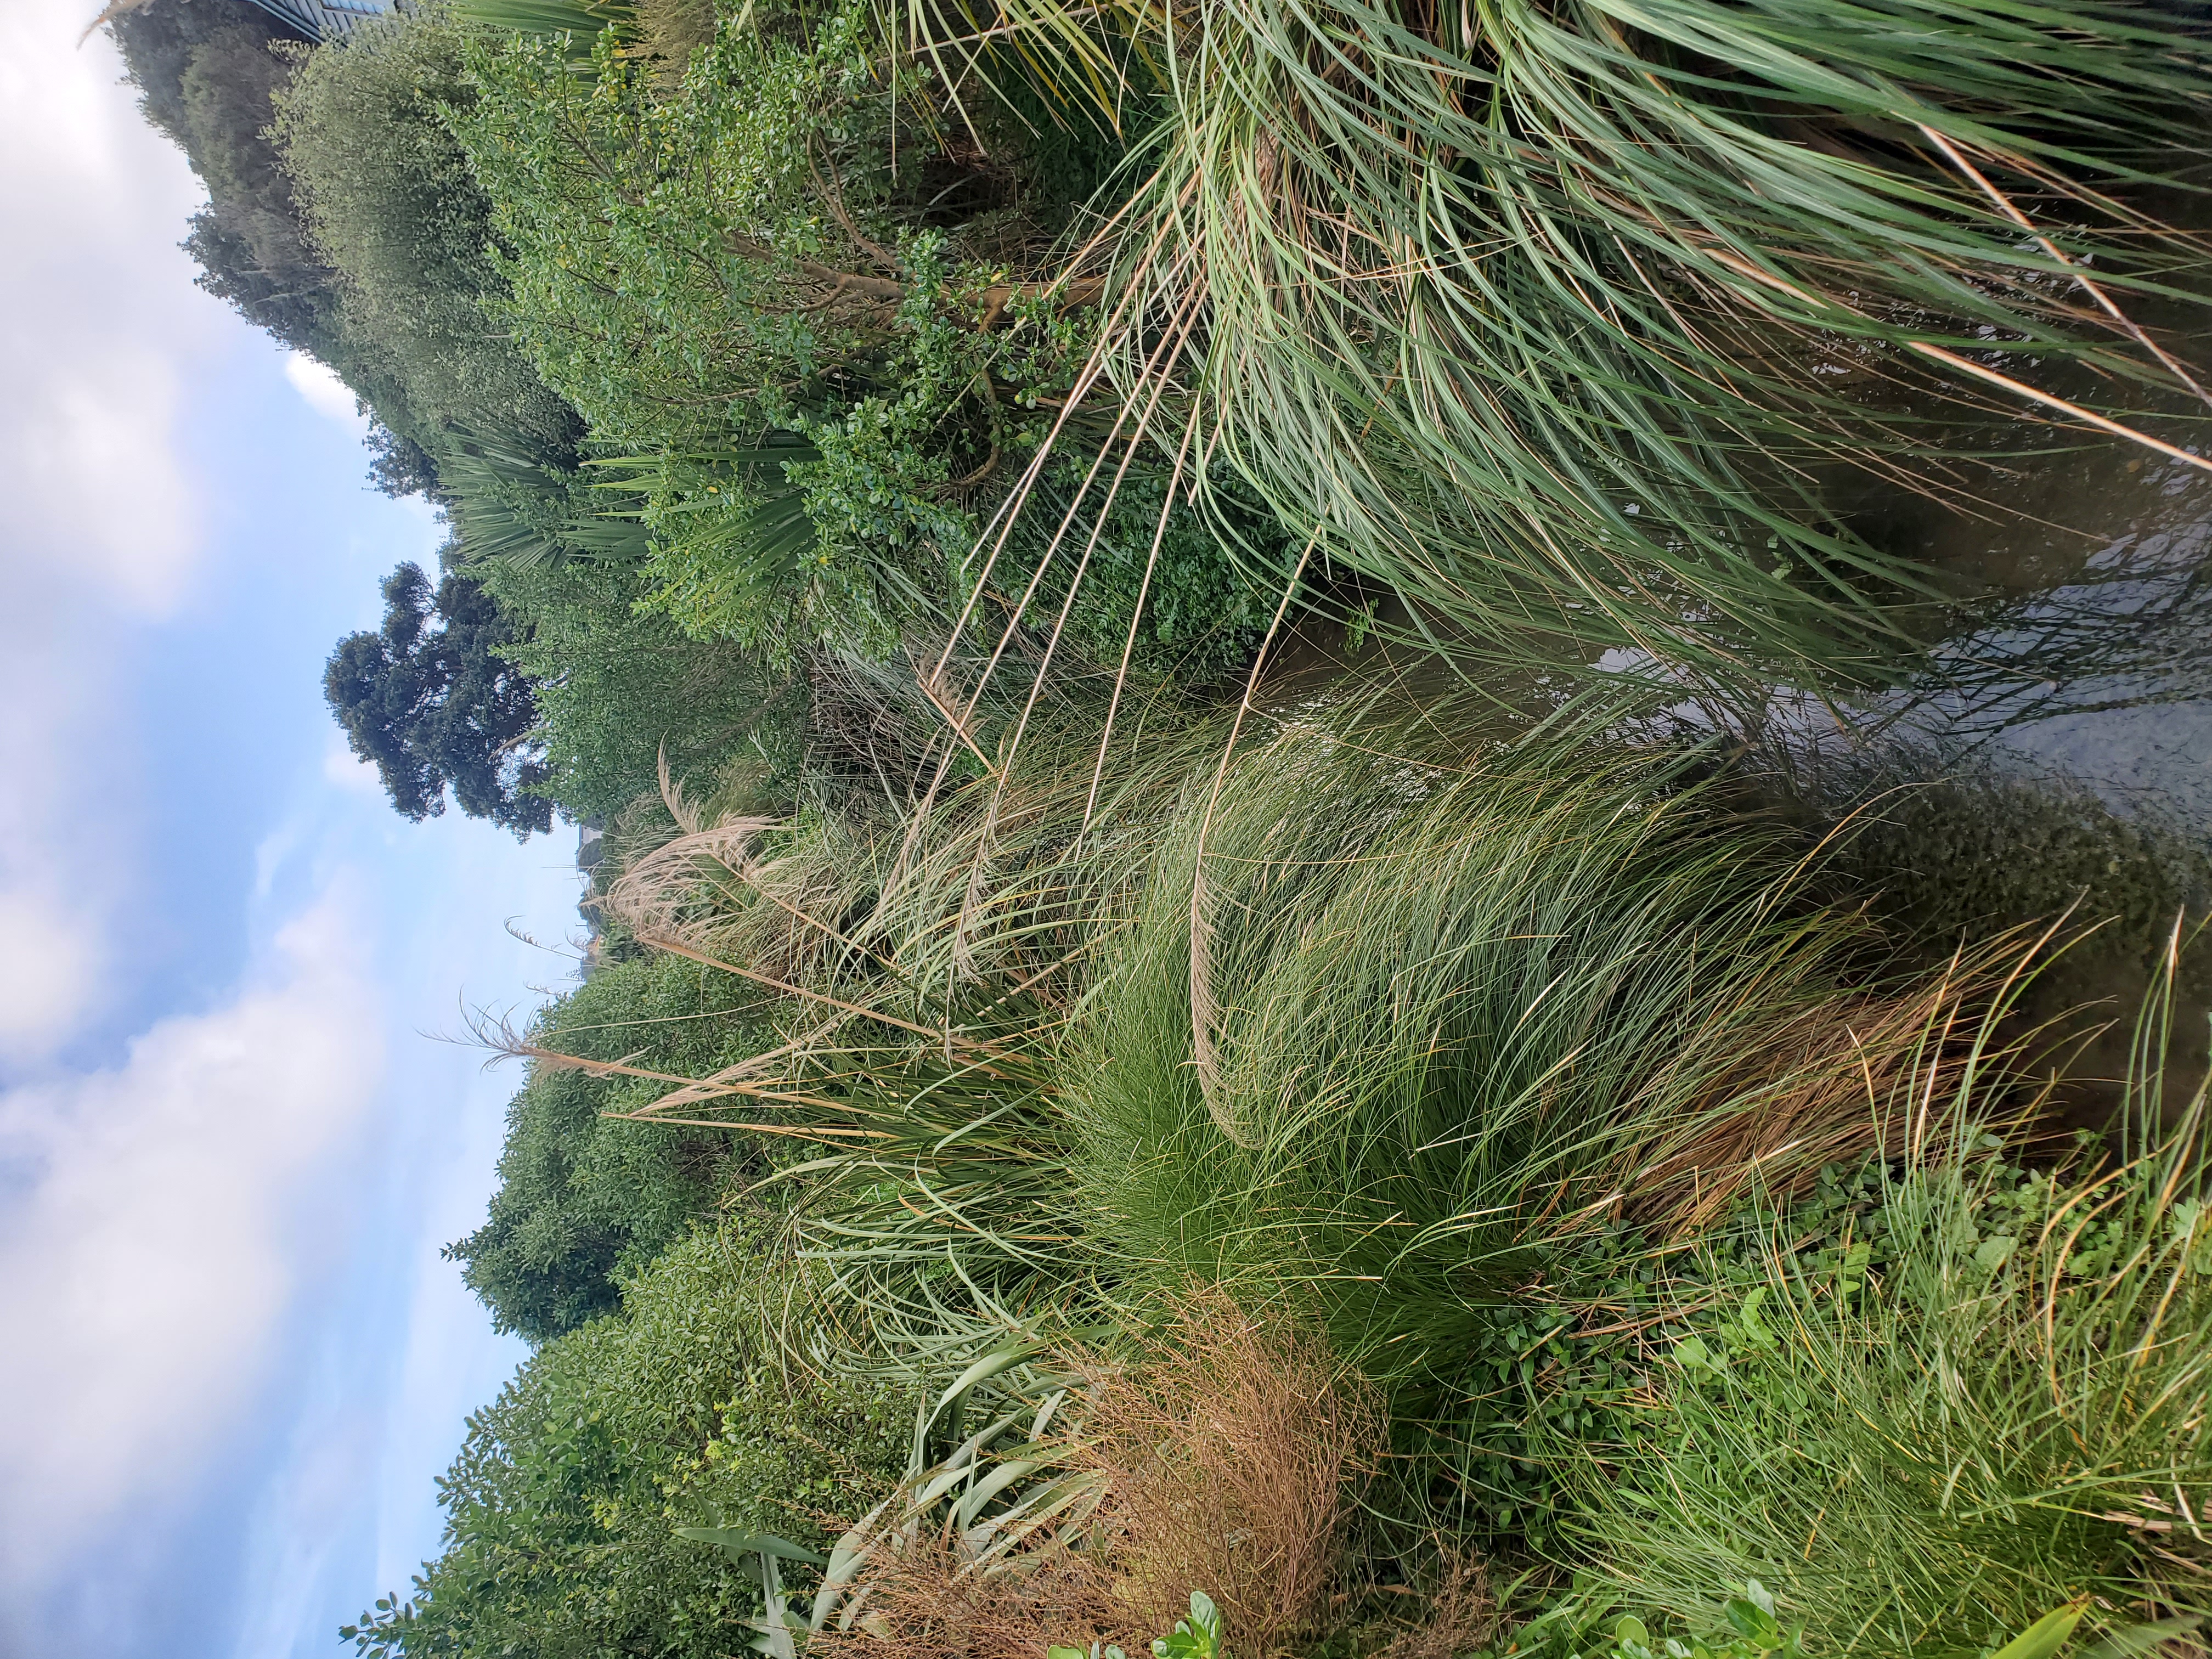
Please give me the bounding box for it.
[109,0,2212,1650]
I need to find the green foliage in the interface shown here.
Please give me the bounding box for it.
[438,432,654,569]
[481,557,804,822]
[210,0,2212,1649]
[453,3,1272,668]
[1499,1581,2093,1659]
[273,8,582,466]
[324,561,551,835]
[1420,1157,1895,1549]
[447,952,779,1340]
[962,0,2212,695]
[453,12,1000,642]
[1064,716,1872,1413]
[104,0,436,486]
[1604,1583,1807,1659]
[1544,1011,2212,1656]
[1052,1591,1230,1659]
[347,1222,918,1659]
[1154,1591,1227,1659]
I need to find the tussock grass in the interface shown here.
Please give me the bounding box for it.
[913,0,2212,698]
[1062,710,2004,1404]
[811,1286,1379,1659]
[514,687,2212,1649]
[574,692,2019,1402]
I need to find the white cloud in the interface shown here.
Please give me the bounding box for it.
[9,352,204,614]
[323,737,385,797]
[0,619,118,1065]
[0,1,241,1060]
[0,7,213,616]
[0,892,387,1595]
[0,889,101,1057]
[286,353,371,434]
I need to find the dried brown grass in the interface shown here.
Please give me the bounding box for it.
[1373,1559,1499,1659]
[821,1289,1380,1659]
[1616,932,2051,1237]
[1070,1289,1379,1652]
[634,0,714,83]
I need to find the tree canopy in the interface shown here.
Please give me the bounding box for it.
[324,562,552,836]
[443,955,774,1342]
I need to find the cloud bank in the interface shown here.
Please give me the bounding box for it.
[0,894,387,1595]
[287,351,372,434]
[0,3,232,1066]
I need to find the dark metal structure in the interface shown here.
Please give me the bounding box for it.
[239,0,386,39]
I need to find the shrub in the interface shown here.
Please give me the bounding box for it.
[273,7,581,464]
[348,1222,918,1659]
[452,1,1275,670]
[479,558,805,823]
[447,953,779,1339]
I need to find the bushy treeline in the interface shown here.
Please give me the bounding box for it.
[348,1222,916,1659]
[108,0,2212,1654]
[123,0,1277,838]
[444,952,778,1340]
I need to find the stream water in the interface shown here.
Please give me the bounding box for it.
[1262,412,2212,1116]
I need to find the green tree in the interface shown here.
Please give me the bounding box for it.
[325,562,552,836]
[481,558,802,823]
[273,8,582,466]
[108,0,438,495]
[346,1223,917,1659]
[446,954,776,1341]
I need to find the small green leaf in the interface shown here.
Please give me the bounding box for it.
[1674,1336,1724,1374]
[1725,1599,1779,1644]
[673,1527,829,1566]
[1988,1601,2089,1659]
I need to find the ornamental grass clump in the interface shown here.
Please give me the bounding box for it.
[930,0,2212,694]
[1062,710,2012,1410]
[572,690,2023,1406]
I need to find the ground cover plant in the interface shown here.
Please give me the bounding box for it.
[95,0,2212,1648]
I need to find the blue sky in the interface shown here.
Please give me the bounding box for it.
[0,4,582,1654]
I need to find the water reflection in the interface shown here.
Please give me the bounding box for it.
[1774,442,2212,833]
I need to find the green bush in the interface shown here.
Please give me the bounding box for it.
[480,558,804,823]
[452,2,1274,670]
[446,953,781,1340]
[104,0,443,487]
[273,7,581,465]
[350,1223,918,1659]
